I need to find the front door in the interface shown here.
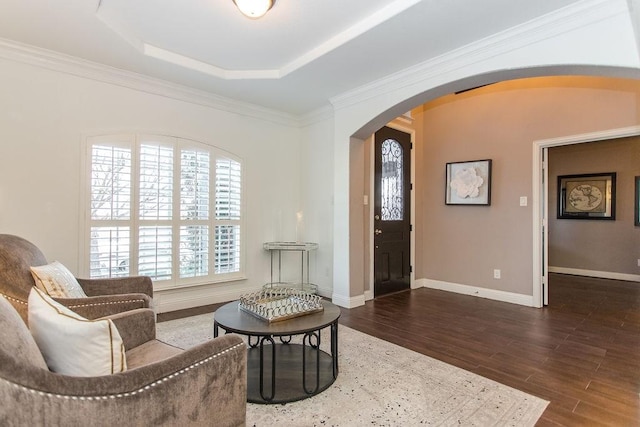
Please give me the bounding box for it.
[374,126,411,297]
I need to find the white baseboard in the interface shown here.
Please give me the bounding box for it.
[549,266,640,282]
[157,274,555,313]
[332,292,366,309]
[364,289,374,301]
[416,278,535,307]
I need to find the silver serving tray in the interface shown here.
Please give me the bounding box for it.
[239,292,323,323]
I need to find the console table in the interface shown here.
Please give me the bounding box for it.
[263,241,319,294]
[213,300,340,404]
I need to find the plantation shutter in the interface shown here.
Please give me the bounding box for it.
[84,134,244,287]
[180,149,210,278]
[215,158,241,273]
[89,144,132,278]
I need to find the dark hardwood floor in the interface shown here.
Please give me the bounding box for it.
[339,274,640,426]
[160,273,640,426]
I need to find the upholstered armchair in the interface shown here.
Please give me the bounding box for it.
[0,295,247,426]
[0,234,153,322]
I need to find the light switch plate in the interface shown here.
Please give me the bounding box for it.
[519,196,527,207]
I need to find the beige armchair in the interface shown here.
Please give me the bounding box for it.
[0,234,153,322]
[0,294,247,426]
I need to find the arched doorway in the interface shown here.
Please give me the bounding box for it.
[334,70,640,308]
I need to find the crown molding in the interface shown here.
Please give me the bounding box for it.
[143,43,282,80]
[299,104,335,127]
[330,0,631,111]
[0,38,300,127]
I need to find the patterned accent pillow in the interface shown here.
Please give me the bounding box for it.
[30,261,87,298]
[28,287,127,376]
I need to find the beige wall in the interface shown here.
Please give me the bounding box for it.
[363,135,373,296]
[411,112,425,288]
[549,137,640,275]
[415,76,640,296]
[349,137,366,297]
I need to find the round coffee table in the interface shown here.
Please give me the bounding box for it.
[214,300,340,404]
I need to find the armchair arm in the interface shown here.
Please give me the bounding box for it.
[1,335,247,427]
[103,308,156,350]
[53,293,152,320]
[77,276,154,299]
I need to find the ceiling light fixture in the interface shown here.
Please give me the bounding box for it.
[233,0,275,19]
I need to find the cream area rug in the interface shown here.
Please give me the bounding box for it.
[157,313,548,426]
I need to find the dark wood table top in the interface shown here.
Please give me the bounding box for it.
[214,300,340,336]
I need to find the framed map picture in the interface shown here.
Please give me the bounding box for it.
[557,172,616,220]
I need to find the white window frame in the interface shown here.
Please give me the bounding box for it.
[80,133,246,291]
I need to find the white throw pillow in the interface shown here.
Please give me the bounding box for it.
[28,287,127,376]
[30,261,87,298]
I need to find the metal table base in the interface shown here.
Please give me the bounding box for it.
[213,301,340,404]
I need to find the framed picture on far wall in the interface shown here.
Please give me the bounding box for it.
[445,159,492,205]
[557,172,616,220]
[635,176,640,226]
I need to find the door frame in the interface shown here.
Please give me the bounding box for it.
[532,125,640,307]
[366,120,416,300]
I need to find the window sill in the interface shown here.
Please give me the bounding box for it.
[153,274,248,292]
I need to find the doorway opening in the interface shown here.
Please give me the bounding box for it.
[533,125,640,307]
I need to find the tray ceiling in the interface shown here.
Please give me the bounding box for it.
[0,0,599,114]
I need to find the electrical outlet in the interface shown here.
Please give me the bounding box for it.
[637,259,640,267]
[493,269,501,279]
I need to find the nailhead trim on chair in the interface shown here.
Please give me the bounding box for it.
[0,293,145,309]
[65,300,146,308]
[2,342,245,400]
[0,293,27,305]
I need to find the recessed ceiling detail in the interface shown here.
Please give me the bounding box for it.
[96,0,421,80]
[0,0,617,114]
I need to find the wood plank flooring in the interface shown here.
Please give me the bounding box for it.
[160,273,640,426]
[339,274,640,426]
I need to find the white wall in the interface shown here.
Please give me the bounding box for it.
[299,116,335,297]
[0,58,302,312]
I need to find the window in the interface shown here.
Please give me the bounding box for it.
[380,138,404,221]
[84,134,243,289]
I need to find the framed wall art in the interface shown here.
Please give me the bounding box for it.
[557,172,616,220]
[635,176,640,227]
[445,159,492,205]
